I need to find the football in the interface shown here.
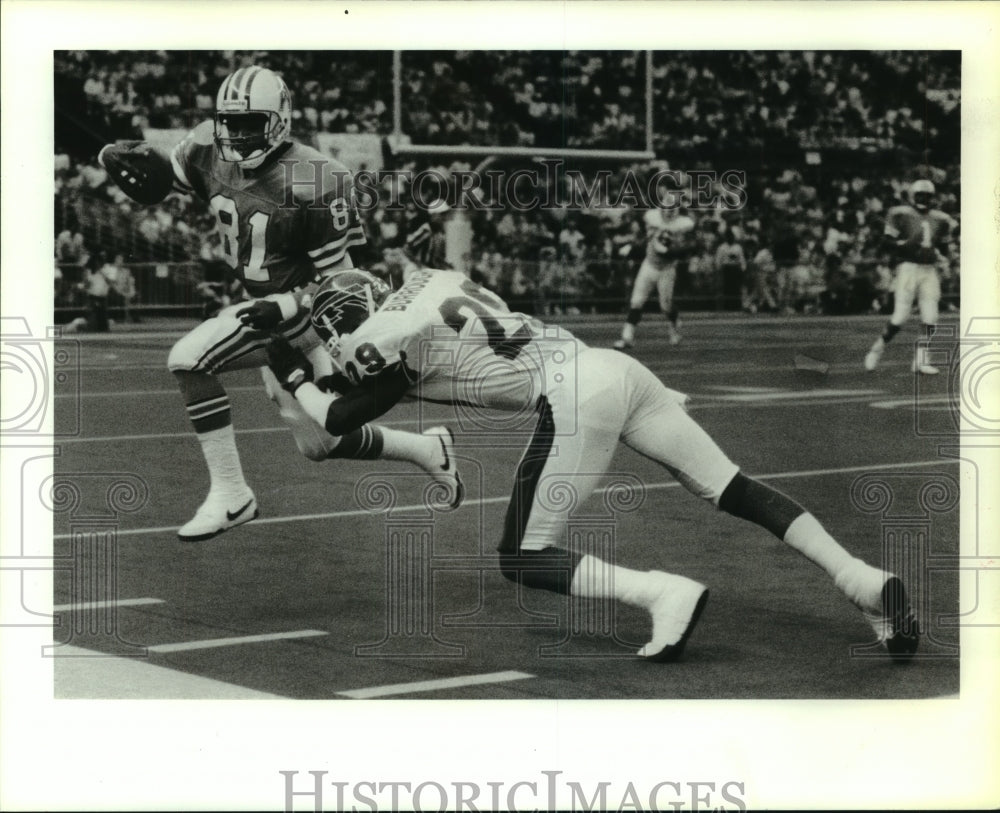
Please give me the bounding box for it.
[98,140,176,206]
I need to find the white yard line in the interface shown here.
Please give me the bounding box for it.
[51,457,960,541]
[337,670,534,699]
[870,395,955,409]
[146,629,328,654]
[53,389,907,445]
[52,597,164,612]
[709,388,881,402]
[52,645,287,699]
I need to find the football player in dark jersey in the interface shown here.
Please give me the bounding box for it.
[864,179,957,374]
[100,66,461,541]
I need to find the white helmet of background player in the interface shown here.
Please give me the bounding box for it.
[909,179,935,212]
[310,270,392,357]
[214,66,292,169]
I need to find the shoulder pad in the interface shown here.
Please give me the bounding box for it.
[189,120,216,146]
[284,145,355,204]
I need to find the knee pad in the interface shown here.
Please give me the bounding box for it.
[719,472,804,539]
[497,546,583,594]
[167,334,199,372]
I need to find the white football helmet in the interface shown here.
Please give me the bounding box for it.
[909,179,935,212]
[214,66,292,169]
[310,270,392,358]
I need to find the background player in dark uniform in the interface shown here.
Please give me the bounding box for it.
[100,66,460,541]
[864,179,957,375]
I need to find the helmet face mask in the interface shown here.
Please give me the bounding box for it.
[310,271,392,358]
[909,179,935,212]
[214,67,292,169]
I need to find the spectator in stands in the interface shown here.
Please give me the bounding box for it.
[81,255,111,332]
[101,253,140,323]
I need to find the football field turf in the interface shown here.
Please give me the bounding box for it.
[51,312,961,699]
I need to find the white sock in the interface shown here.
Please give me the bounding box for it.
[196,425,250,498]
[379,427,436,468]
[783,513,864,585]
[622,323,636,343]
[570,554,662,609]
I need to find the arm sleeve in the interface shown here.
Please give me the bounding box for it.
[169,125,211,196]
[317,362,413,436]
[883,211,901,238]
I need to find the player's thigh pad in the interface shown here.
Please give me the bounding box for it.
[656,265,678,311]
[891,263,919,324]
[618,355,738,503]
[167,304,315,373]
[512,354,629,551]
[916,266,941,324]
[628,261,661,310]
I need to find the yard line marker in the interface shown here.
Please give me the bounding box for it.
[56,418,422,444]
[54,644,287,699]
[147,629,328,653]
[338,670,534,699]
[54,390,901,445]
[870,395,955,410]
[55,385,265,399]
[709,388,881,402]
[53,597,164,612]
[704,385,785,393]
[52,457,960,541]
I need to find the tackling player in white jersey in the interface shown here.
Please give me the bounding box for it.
[264,267,919,662]
[99,66,460,541]
[614,203,697,349]
[864,179,957,375]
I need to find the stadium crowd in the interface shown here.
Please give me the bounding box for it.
[54,50,959,317]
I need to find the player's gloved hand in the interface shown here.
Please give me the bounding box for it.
[265,335,314,394]
[236,299,284,330]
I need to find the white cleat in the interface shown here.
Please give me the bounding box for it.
[638,574,709,662]
[864,346,883,371]
[613,338,634,351]
[668,331,682,346]
[912,348,939,375]
[421,426,464,510]
[177,489,259,542]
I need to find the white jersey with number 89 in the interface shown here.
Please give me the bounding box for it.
[332,269,580,411]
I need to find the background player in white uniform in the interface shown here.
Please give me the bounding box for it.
[99,66,459,541]
[264,268,919,662]
[614,202,696,349]
[864,179,957,375]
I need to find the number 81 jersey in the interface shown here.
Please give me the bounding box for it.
[334,269,581,411]
[171,121,366,297]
